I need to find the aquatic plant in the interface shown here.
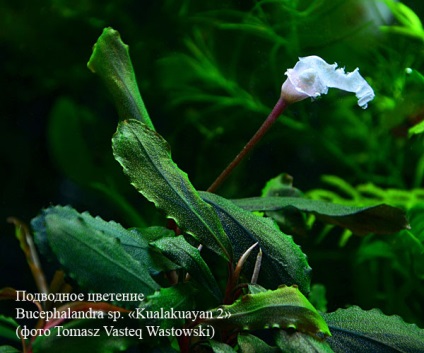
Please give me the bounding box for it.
[2,23,423,352]
[2,1,424,352]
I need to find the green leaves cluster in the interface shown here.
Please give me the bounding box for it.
[2,26,423,353]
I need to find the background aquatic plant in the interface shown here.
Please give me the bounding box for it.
[1,0,424,352]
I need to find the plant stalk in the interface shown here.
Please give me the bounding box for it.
[207,97,288,193]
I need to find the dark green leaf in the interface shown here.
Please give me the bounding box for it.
[0,316,19,342]
[238,333,278,353]
[33,205,174,275]
[232,197,409,235]
[200,192,311,293]
[274,330,334,353]
[209,340,236,352]
[153,236,222,302]
[112,119,232,261]
[131,226,175,243]
[32,206,160,306]
[0,346,21,353]
[32,318,137,353]
[87,27,154,130]
[139,283,196,329]
[204,285,330,339]
[323,306,424,353]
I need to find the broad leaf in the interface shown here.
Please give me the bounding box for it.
[274,330,334,353]
[200,192,311,293]
[87,27,154,130]
[139,283,196,329]
[238,333,278,353]
[0,347,21,353]
[209,340,236,353]
[153,236,222,302]
[203,285,330,339]
[0,316,19,343]
[323,306,424,353]
[232,197,409,235]
[32,206,160,306]
[112,119,232,261]
[33,205,174,275]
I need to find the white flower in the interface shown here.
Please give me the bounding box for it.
[281,56,375,108]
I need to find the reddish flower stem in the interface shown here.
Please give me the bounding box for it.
[207,97,288,193]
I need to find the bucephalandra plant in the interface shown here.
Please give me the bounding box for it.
[2,27,423,353]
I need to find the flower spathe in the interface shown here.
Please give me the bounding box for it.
[281,56,375,108]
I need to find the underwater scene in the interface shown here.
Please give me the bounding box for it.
[1,0,424,352]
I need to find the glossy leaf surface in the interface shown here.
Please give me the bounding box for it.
[87,27,154,130]
[238,333,278,353]
[0,316,19,343]
[0,347,21,353]
[139,284,196,330]
[200,192,311,293]
[274,330,334,353]
[323,306,424,353]
[232,196,409,235]
[153,236,222,301]
[209,340,236,353]
[204,285,330,338]
[32,206,160,306]
[112,119,232,261]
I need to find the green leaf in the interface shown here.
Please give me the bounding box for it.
[112,119,232,261]
[232,197,409,235]
[408,121,424,137]
[153,236,222,302]
[409,119,424,137]
[209,340,237,352]
[87,27,154,130]
[0,316,19,342]
[323,306,424,353]
[204,285,330,339]
[238,333,278,353]
[0,346,21,353]
[383,0,423,32]
[33,205,174,275]
[32,206,160,306]
[200,192,311,293]
[32,318,138,353]
[274,330,334,353]
[139,283,196,330]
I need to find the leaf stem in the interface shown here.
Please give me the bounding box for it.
[207,97,288,193]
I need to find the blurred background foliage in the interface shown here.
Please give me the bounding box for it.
[1,0,424,328]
